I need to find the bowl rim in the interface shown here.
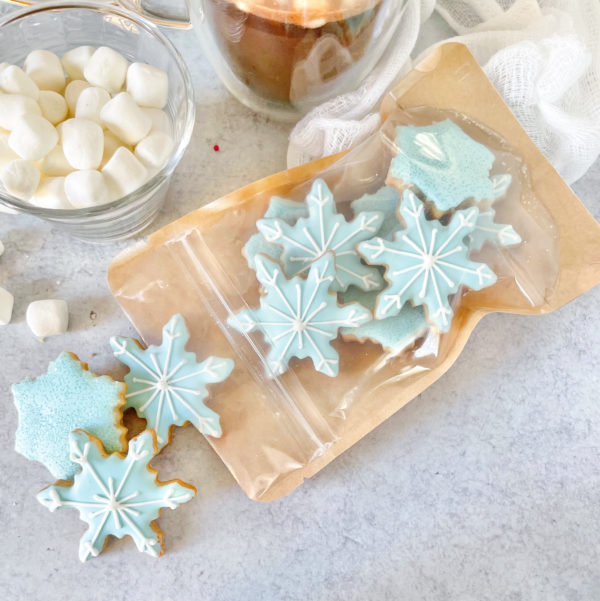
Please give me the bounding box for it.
[0,0,196,220]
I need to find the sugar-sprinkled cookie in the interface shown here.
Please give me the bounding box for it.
[110,314,234,451]
[13,352,127,480]
[389,120,509,211]
[228,253,371,377]
[339,287,430,353]
[37,429,195,562]
[358,190,497,332]
[257,179,384,291]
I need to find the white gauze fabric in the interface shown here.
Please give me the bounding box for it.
[288,0,600,185]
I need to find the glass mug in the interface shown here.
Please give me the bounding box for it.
[5,0,407,120]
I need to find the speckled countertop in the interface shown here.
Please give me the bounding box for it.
[1,8,599,601]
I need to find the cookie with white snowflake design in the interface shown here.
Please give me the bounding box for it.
[358,190,497,332]
[257,179,385,292]
[228,253,371,377]
[37,429,195,562]
[466,206,522,251]
[110,314,234,451]
[13,352,127,480]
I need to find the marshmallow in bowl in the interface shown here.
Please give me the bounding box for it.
[0,133,19,167]
[84,46,128,95]
[38,91,68,125]
[64,169,111,208]
[61,46,95,81]
[64,80,91,115]
[8,114,58,161]
[61,118,104,170]
[0,94,41,130]
[41,145,74,177]
[75,86,110,124]
[30,176,72,210]
[1,159,40,200]
[142,108,171,135]
[24,50,66,93]
[0,65,39,99]
[102,147,148,198]
[135,132,174,170]
[127,63,168,109]
[100,92,151,145]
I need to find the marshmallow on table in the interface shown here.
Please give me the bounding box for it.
[41,145,73,176]
[0,133,19,167]
[135,132,174,170]
[38,91,68,125]
[0,94,41,130]
[102,147,148,198]
[1,159,40,200]
[61,46,95,80]
[84,46,128,95]
[26,299,69,338]
[60,118,103,170]
[100,92,152,146]
[30,176,72,210]
[0,287,14,326]
[64,169,111,208]
[126,62,169,109]
[75,86,110,125]
[142,108,171,135]
[0,65,39,99]
[8,114,58,161]
[24,50,66,93]
[64,80,91,115]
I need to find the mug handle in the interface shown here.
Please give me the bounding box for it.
[0,0,192,29]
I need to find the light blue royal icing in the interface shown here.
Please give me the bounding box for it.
[467,206,522,251]
[244,197,308,270]
[13,352,125,480]
[390,120,508,211]
[228,253,371,377]
[110,314,234,451]
[358,190,497,332]
[339,287,430,353]
[350,186,401,239]
[257,179,384,291]
[37,429,195,562]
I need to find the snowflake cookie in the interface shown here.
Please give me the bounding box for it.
[350,186,401,239]
[228,253,371,377]
[110,314,234,451]
[13,352,127,480]
[358,190,497,332]
[467,207,522,250]
[257,179,385,291]
[37,429,195,562]
[389,119,512,211]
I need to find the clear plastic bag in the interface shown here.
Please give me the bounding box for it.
[108,44,600,500]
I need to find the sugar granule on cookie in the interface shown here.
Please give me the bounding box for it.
[389,120,505,211]
[110,314,234,451]
[257,179,384,291]
[228,253,371,377]
[13,352,127,480]
[37,429,195,562]
[359,190,497,332]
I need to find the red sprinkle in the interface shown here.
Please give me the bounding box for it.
[213,144,220,152]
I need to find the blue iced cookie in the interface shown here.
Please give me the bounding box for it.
[13,352,127,480]
[467,206,522,251]
[37,429,195,562]
[350,186,401,239]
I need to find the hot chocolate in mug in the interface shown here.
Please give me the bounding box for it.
[4,0,408,120]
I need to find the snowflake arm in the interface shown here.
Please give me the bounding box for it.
[358,190,497,332]
[466,207,522,251]
[37,430,195,562]
[350,186,401,239]
[256,179,385,291]
[228,253,372,377]
[110,314,234,450]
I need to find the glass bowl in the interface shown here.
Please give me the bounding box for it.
[0,1,195,241]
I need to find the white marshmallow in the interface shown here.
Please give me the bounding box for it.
[64,169,110,208]
[100,92,151,145]
[41,145,73,176]
[64,80,91,115]
[84,46,128,94]
[0,62,9,74]
[102,147,148,198]
[142,108,171,135]
[61,118,103,170]
[0,65,39,99]
[8,114,58,161]
[126,62,169,109]
[0,159,40,200]
[0,94,41,131]
[0,132,19,167]
[38,90,68,125]
[134,132,174,170]
[26,299,69,338]
[101,131,123,166]
[24,50,66,93]
[61,46,95,80]
[30,176,72,209]
[75,86,110,124]
[0,287,14,326]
